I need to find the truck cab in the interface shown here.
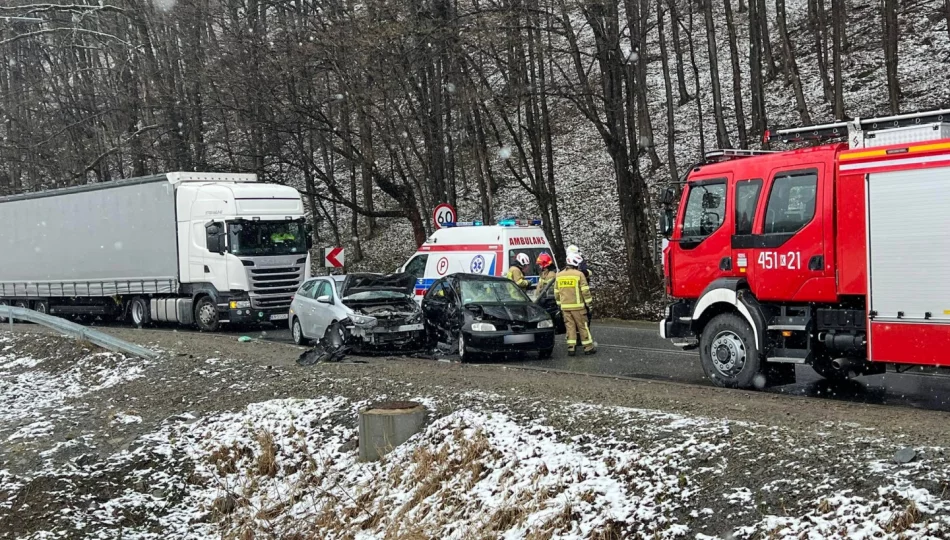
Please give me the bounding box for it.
[661,110,950,389]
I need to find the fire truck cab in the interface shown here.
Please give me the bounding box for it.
[660,109,950,389]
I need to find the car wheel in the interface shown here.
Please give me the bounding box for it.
[458,333,477,362]
[194,297,220,332]
[699,313,762,389]
[538,347,554,359]
[130,297,151,327]
[14,300,30,310]
[292,318,310,346]
[0,300,9,323]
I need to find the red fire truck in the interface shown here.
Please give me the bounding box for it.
[659,109,950,389]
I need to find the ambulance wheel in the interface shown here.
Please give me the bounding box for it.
[700,313,762,389]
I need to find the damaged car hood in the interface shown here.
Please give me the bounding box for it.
[465,303,550,323]
[342,273,415,297]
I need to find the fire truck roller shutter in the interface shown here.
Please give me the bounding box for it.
[691,278,765,350]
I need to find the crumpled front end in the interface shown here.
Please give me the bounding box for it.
[345,296,426,350]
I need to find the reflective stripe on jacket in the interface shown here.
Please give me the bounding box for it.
[554,268,592,310]
[506,266,529,289]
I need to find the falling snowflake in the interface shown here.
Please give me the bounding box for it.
[152,0,176,11]
[497,146,512,160]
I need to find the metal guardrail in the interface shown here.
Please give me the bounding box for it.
[0,306,159,360]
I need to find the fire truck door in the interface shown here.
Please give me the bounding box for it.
[730,178,764,282]
[748,167,825,301]
[670,177,732,299]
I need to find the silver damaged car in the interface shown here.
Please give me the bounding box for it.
[289,273,425,350]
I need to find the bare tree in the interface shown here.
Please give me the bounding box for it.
[723,0,748,148]
[657,1,680,184]
[667,0,691,105]
[882,0,901,114]
[701,0,731,148]
[776,0,811,124]
[831,0,847,119]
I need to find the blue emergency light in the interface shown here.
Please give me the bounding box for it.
[498,217,544,227]
[443,220,483,228]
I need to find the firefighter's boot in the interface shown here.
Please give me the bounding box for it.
[567,347,577,357]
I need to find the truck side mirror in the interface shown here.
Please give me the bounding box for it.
[659,186,677,206]
[659,209,674,238]
[305,222,314,250]
[205,222,226,255]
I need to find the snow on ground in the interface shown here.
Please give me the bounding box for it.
[3,391,948,539]
[0,334,149,445]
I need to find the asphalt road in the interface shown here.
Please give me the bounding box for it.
[195,319,950,414]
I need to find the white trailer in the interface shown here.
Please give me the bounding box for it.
[0,172,311,331]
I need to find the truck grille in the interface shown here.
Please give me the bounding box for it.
[248,265,304,309]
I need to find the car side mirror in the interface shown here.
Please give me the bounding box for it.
[659,208,674,238]
[205,222,226,255]
[316,295,331,304]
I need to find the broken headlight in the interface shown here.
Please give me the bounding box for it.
[350,314,377,327]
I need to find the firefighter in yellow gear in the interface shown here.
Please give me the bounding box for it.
[555,253,596,356]
[506,252,531,290]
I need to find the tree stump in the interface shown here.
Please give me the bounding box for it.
[358,401,426,462]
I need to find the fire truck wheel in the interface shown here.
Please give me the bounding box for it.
[699,313,762,389]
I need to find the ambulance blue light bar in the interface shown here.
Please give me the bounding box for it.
[499,217,544,227]
[442,221,483,228]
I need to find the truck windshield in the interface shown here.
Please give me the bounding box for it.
[228,220,307,257]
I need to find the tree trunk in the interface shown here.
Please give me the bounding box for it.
[628,0,662,170]
[685,1,707,158]
[831,0,846,119]
[748,0,769,147]
[658,2,680,184]
[668,0,692,105]
[702,0,731,148]
[776,0,812,124]
[757,0,780,80]
[882,0,901,114]
[812,0,834,104]
[723,0,748,148]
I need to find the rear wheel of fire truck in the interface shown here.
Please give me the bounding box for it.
[699,313,762,389]
[292,318,310,346]
[194,297,220,332]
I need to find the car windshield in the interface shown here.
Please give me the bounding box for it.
[228,220,307,257]
[343,290,408,301]
[460,280,531,305]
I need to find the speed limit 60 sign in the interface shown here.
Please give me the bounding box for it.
[433,203,457,229]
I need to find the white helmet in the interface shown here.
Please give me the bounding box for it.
[516,253,530,266]
[566,245,580,255]
[566,253,583,267]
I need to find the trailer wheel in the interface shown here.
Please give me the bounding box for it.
[699,313,763,389]
[130,297,151,327]
[194,296,220,332]
[33,300,49,315]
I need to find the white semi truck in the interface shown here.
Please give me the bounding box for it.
[0,172,311,331]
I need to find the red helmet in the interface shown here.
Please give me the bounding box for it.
[536,252,553,268]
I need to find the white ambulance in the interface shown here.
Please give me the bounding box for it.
[399,218,558,301]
